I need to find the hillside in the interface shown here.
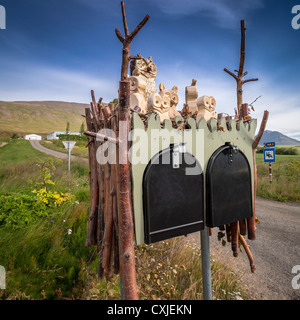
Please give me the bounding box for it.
[0,100,89,137]
[259,130,300,146]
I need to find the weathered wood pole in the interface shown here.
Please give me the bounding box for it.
[224,20,258,117]
[115,1,149,300]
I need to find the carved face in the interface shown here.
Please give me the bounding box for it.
[209,96,216,112]
[159,84,179,107]
[131,55,157,79]
[148,93,170,114]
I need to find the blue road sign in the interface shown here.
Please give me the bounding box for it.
[264,142,275,147]
[264,148,276,163]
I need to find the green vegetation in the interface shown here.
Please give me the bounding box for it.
[0,140,46,164]
[0,140,247,300]
[0,100,88,136]
[58,134,87,141]
[255,145,300,202]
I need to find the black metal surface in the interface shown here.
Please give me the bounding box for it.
[206,144,253,228]
[143,145,204,244]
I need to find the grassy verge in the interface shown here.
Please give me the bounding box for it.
[0,140,248,300]
[40,140,88,158]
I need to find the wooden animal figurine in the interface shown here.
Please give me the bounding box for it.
[196,95,217,122]
[147,92,171,123]
[185,79,198,114]
[158,83,181,118]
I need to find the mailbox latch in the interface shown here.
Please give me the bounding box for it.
[172,143,186,169]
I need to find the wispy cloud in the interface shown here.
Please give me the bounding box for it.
[149,0,265,28]
[0,62,119,103]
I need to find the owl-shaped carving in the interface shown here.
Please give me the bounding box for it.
[159,83,181,118]
[129,76,147,113]
[196,95,217,122]
[147,93,171,123]
[130,53,157,101]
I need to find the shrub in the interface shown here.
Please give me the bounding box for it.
[59,134,87,141]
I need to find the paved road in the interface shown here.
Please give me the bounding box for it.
[191,197,300,300]
[30,140,88,163]
[31,140,300,299]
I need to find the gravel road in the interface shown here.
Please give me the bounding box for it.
[31,140,299,300]
[30,140,88,163]
[190,197,300,300]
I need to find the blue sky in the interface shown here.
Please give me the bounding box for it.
[0,0,300,139]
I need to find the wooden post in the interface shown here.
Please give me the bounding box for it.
[114,1,149,300]
[224,20,258,117]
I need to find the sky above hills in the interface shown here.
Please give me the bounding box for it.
[0,0,300,140]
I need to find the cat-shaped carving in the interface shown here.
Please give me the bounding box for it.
[158,83,181,118]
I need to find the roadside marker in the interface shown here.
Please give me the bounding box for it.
[62,141,76,172]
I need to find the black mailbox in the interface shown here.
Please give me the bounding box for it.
[206,143,253,228]
[143,144,204,244]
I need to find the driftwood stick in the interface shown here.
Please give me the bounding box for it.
[239,233,256,273]
[117,80,138,300]
[231,222,239,257]
[224,20,258,115]
[253,110,269,149]
[242,78,259,84]
[224,68,237,80]
[121,1,130,38]
[247,110,269,240]
[85,108,99,247]
[238,20,246,77]
[84,130,119,144]
[116,1,149,81]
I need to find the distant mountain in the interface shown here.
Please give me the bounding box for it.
[259,130,300,146]
[0,100,90,137]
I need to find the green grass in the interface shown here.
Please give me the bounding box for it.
[0,100,88,136]
[0,140,46,165]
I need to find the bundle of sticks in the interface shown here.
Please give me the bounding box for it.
[84,91,122,280]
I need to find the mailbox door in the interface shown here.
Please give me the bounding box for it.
[206,144,253,228]
[143,145,204,244]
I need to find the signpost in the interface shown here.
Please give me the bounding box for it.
[263,142,275,183]
[62,141,76,172]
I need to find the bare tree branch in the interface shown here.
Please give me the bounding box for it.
[121,1,130,37]
[115,28,125,43]
[224,68,238,80]
[128,14,150,42]
[242,78,258,84]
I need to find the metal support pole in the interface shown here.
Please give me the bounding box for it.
[68,149,71,172]
[200,227,212,300]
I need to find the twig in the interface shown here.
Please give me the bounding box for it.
[84,130,119,144]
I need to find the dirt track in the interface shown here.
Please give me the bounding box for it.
[191,197,300,300]
[30,140,88,163]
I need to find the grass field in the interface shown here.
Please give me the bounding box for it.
[0,139,248,300]
[0,101,88,137]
